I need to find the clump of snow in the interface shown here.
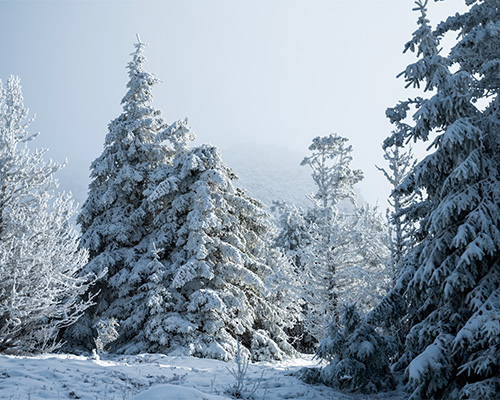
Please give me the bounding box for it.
[407,342,443,383]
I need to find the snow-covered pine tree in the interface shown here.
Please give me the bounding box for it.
[304,303,396,393]
[369,1,500,398]
[135,133,295,361]
[298,134,365,344]
[0,76,91,354]
[64,37,175,351]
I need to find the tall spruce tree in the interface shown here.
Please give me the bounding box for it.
[64,38,174,351]
[402,2,500,398]
[371,1,500,398]
[306,1,500,396]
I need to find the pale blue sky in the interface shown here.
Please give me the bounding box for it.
[0,0,467,208]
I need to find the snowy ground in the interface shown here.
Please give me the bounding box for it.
[0,353,406,400]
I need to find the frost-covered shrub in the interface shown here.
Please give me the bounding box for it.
[0,76,92,354]
[94,318,119,353]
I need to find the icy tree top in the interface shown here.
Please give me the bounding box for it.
[301,133,364,208]
[121,35,160,114]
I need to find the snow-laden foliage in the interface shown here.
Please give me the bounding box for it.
[0,76,91,354]
[277,134,389,353]
[367,1,500,398]
[337,204,391,310]
[300,134,363,208]
[64,38,178,351]
[270,202,316,352]
[302,304,395,394]
[67,39,294,362]
[131,138,295,361]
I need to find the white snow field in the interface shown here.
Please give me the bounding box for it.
[0,353,406,399]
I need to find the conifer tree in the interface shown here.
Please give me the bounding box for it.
[0,76,91,353]
[134,131,295,360]
[299,134,366,342]
[311,304,395,393]
[64,37,174,351]
[369,1,500,398]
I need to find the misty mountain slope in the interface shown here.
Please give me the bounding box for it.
[222,144,316,209]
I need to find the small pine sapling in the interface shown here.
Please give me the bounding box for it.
[301,304,395,394]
